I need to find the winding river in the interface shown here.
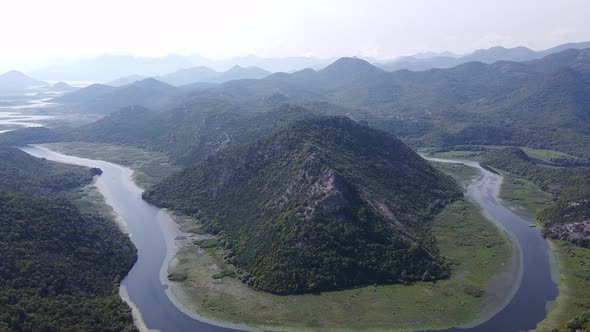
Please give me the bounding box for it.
[424,157,559,332]
[15,147,559,332]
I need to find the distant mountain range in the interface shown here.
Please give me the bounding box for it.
[379,41,590,72]
[104,65,270,87]
[28,54,326,82]
[29,55,200,83]
[157,65,271,86]
[8,42,590,86]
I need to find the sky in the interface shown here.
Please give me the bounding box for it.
[1,0,589,70]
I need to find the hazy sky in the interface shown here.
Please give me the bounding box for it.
[1,0,589,70]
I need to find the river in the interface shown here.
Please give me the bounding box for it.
[425,157,558,332]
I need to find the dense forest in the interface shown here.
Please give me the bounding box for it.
[145,116,461,294]
[0,146,137,331]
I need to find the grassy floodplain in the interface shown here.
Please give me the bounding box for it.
[497,171,553,218]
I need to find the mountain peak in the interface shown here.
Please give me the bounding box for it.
[3,70,27,76]
[227,65,245,72]
[127,77,176,91]
[145,114,460,294]
[52,81,77,91]
[326,56,379,69]
[0,70,48,90]
[320,57,383,79]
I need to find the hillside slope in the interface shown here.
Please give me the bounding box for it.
[145,116,461,294]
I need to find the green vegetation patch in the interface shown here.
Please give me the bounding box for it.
[498,171,553,217]
[195,238,219,248]
[534,242,590,332]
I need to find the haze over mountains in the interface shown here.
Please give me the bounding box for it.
[28,54,326,83]
[12,41,590,84]
[379,41,590,72]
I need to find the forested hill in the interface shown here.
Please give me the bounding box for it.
[0,145,137,331]
[145,116,461,294]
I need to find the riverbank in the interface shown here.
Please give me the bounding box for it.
[427,147,590,331]
[496,172,590,331]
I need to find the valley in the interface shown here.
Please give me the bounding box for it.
[1,39,589,332]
